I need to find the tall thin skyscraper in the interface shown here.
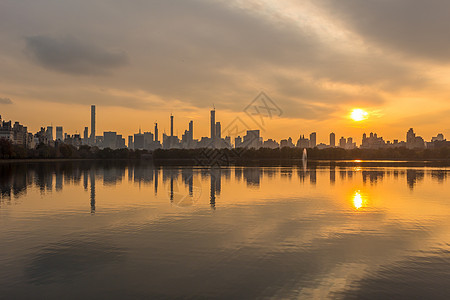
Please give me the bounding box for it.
[83,127,88,141]
[210,109,215,139]
[330,132,335,147]
[90,105,96,143]
[189,120,193,141]
[215,122,221,139]
[170,114,174,137]
[154,122,159,142]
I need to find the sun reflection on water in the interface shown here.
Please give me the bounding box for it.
[353,190,364,210]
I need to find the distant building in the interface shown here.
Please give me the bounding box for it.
[280,137,295,148]
[339,137,346,148]
[361,132,386,149]
[296,135,309,148]
[330,133,335,147]
[103,131,126,149]
[56,126,63,141]
[210,109,215,139]
[406,128,425,149]
[46,126,53,142]
[263,139,279,149]
[90,105,96,145]
[242,130,261,149]
[431,133,445,142]
[235,136,243,148]
[309,132,316,148]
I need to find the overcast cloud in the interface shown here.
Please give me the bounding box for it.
[0,0,449,132]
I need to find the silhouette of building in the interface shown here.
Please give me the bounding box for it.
[210,109,215,140]
[56,126,64,141]
[361,132,386,149]
[90,105,96,145]
[296,135,309,148]
[309,132,316,148]
[406,128,425,149]
[330,132,335,147]
[46,126,53,142]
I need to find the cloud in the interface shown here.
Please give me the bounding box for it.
[25,35,128,75]
[0,97,13,104]
[314,0,450,63]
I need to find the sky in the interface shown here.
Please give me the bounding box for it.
[1,0,449,144]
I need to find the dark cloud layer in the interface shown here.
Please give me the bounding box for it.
[25,35,127,75]
[316,0,450,62]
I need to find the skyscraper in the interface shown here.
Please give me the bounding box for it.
[330,132,335,147]
[189,120,193,141]
[83,127,88,141]
[56,126,63,141]
[215,122,221,139]
[309,132,316,148]
[170,114,174,137]
[46,126,53,141]
[90,105,96,143]
[154,122,159,142]
[128,135,133,149]
[210,109,215,139]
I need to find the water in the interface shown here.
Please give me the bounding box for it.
[1,161,450,299]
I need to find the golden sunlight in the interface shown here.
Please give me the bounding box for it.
[352,190,364,209]
[350,108,368,122]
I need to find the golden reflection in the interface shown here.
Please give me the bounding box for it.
[352,190,364,210]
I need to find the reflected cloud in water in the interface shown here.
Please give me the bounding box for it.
[1,161,450,298]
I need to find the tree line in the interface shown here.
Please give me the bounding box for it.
[1,139,449,161]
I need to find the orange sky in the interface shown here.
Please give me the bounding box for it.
[1,0,450,144]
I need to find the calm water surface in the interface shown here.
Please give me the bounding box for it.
[1,161,450,299]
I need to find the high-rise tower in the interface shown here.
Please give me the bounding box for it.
[90,105,96,143]
[189,120,193,141]
[155,122,159,142]
[330,132,336,147]
[210,109,215,139]
[170,114,174,137]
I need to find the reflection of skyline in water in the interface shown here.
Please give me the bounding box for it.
[1,162,449,211]
[1,161,450,298]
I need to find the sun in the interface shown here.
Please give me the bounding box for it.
[350,108,368,122]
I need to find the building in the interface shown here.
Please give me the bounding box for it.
[309,132,316,148]
[296,135,309,148]
[263,139,279,149]
[56,126,63,141]
[242,130,261,149]
[280,137,295,148]
[431,133,445,142]
[330,133,335,147]
[83,127,88,142]
[406,128,425,149]
[215,122,221,139]
[134,131,144,150]
[46,126,53,142]
[361,132,386,149]
[128,136,133,149]
[235,136,243,148]
[339,137,346,148]
[103,131,126,149]
[170,114,174,137]
[90,105,96,144]
[210,109,215,140]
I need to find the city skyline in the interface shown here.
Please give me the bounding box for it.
[1,1,450,144]
[0,104,447,151]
